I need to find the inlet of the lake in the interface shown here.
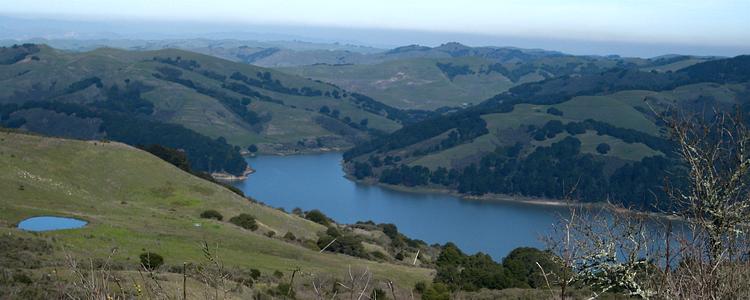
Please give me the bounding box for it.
[233,152,568,260]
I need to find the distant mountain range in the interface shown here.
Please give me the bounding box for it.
[1,38,718,111]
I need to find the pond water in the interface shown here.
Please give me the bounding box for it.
[17,216,88,232]
[233,152,569,259]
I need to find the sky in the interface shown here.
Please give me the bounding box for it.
[1,0,748,57]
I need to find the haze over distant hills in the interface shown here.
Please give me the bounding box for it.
[1,14,748,57]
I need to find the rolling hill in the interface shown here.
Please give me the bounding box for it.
[0,130,433,297]
[342,55,750,209]
[0,44,423,175]
[279,43,717,110]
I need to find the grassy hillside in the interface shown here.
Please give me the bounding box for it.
[0,131,432,297]
[279,44,715,110]
[281,57,515,110]
[0,44,410,157]
[343,55,750,207]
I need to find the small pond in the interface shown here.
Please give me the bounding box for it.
[17,216,88,232]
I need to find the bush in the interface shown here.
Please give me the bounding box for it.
[229,213,258,231]
[12,272,33,285]
[371,287,387,300]
[200,209,223,221]
[546,107,564,116]
[326,226,341,238]
[305,209,331,226]
[139,252,164,271]
[421,283,451,300]
[273,282,295,298]
[284,232,297,241]
[250,269,261,279]
[317,234,366,258]
[273,270,284,278]
[414,281,427,293]
[596,142,611,154]
[265,231,276,238]
[247,144,258,153]
[371,251,388,260]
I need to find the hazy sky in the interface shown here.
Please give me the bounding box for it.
[1,0,748,55]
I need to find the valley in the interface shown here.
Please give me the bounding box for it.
[1,4,748,297]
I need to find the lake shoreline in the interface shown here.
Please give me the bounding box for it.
[343,172,681,221]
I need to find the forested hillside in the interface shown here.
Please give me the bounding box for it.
[343,55,750,208]
[0,44,423,174]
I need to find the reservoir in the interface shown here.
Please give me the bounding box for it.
[233,152,567,259]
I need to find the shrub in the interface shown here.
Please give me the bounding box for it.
[12,272,33,284]
[414,281,427,293]
[139,252,164,271]
[326,226,341,238]
[229,213,258,231]
[200,209,223,221]
[273,282,295,298]
[250,269,261,279]
[284,232,297,241]
[247,144,258,153]
[266,231,276,238]
[317,234,366,258]
[546,107,564,116]
[395,252,405,260]
[273,270,284,278]
[371,288,387,299]
[305,209,330,226]
[371,251,388,260]
[596,142,611,154]
[421,283,451,300]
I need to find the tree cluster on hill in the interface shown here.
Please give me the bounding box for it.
[436,62,475,80]
[344,111,487,160]
[349,93,433,125]
[230,71,326,97]
[355,135,675,207]
[345,56,750,207]
[0,44,40,65]
[154,66,270,128]
[1,101,248,175]
[434,243,560,291]
[530,119,673,153]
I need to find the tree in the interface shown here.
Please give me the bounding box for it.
[596,143,611,154]
[139,252,164,271]
[200,210,223,221]
[305,209,330,226]
[543,109,750,299]
[229,213,258,231]
[247,144,258,153]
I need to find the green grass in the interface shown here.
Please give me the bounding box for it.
[280,57,516,110]
[400,88,678,169]
[532,130,663,161]
[0,45,403,149]
[0,132,432,285]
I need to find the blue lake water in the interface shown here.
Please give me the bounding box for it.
[233,152,569,259]
[18,216,88,232]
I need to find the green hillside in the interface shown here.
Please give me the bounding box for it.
[279,44,714,110]
[281,57,516,110]
[0,131,432,297]
[343,55,750,208]
[0,44,422,174]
